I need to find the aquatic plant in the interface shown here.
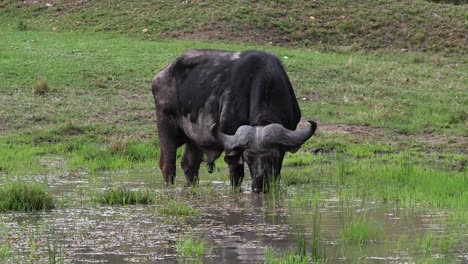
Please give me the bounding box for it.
[311,198,326,261]
[341,217,385,244]
[264,246,311,264]
[416,232,434,256]
[265,177,286,209]
[0,181,55,211]
[46,224,65,264]
[96,187,157,205]
[281,166,319,186]
[0,243,12,262]
[176,236,205,259]
[157,200,201,216]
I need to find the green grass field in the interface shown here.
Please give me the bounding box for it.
[0,24,466,172]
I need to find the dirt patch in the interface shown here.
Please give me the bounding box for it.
[319,124,380,135]
[318,123,467,153]
[305,91,320,102]
[0,117,8,132]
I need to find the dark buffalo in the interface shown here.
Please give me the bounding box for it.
[151,49,316,193]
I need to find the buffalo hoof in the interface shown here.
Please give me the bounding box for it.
[252,187,263,193]
[207,162,215,173]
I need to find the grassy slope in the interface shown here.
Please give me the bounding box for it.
[0,0,466,174]
[0,0,467,53]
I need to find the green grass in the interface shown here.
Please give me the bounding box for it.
[157,200,201,216]
[264,246,311,264]
[176,236,205,259]
[0,1,466,53]
[0,24,465,175]
[0,243,12,262]
[96,187,157,205]
[0,181,55,211]
[283,152,467,210]
[341,217,385,244]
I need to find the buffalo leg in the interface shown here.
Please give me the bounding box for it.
[159,143,177,185]
[224,155,244,191]
[181,142,203,186]
[157,121,183,185]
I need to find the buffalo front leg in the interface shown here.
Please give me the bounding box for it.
[224,155,244,191]
[181,142,203,186]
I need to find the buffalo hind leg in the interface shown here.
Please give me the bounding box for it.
[181,142,203,186]
[157,122,183,185]
[225,155,244,191]
[159,146,177,185]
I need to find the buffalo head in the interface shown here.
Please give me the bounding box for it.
[211,120,317,193]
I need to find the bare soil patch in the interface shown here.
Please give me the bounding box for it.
[319,123,467,153]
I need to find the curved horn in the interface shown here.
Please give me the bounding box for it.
[263,120,317,152]
[210,123,253,150]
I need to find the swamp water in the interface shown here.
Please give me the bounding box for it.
[0,170,466,263]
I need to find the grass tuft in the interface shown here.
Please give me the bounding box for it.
[109,135,129,154]
[17,20,27,31]
[96,187,156,205]
[0,243,12,262]
[265,246,311,264]
[158,200,201,216]
[0,181,55,211]
[341,217,385,244]
[32,79,50,95]
[176,236,205,259]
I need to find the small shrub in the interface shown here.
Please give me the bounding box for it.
[0,181,55,211]
[33,79,50,95]
[96,187,156,205]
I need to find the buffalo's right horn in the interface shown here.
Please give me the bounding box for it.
[210,123,253,150]
[263,120,317,152]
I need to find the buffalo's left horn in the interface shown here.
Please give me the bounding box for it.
[210,123,252,150]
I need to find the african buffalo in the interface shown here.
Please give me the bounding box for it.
[151,49,316,193]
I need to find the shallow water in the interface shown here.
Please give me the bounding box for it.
[0,170,466,263]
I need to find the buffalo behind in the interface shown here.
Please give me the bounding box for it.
[151,49,316,193]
